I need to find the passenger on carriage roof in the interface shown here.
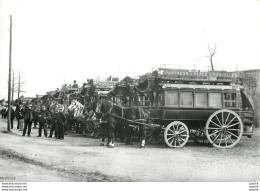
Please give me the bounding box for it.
[72,80,78,88]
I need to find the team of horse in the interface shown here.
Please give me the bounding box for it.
[12,77,152,148]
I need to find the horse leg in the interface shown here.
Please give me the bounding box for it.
[115,123,124,142]
[114,126,118,142]
[140,125,146,148]
[108,122,115,148]
[100,123,106,146]
[120,125,125,142]
[125,125,133,145]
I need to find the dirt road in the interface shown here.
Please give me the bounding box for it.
[0,119,259,182]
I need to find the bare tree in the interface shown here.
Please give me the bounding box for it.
[243,71,258,99]
[207,44,217,71]
[17,71,26,100]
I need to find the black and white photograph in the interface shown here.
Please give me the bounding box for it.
[0,0,259,190]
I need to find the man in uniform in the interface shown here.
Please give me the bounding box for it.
[23,104,34,136]
[37,105,49,137]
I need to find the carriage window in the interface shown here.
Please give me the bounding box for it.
[209,93,222,107]
[139,96,149,106]
[165,91,178,106]
[195,93,207,107]
[115,97,123,106]
[157,92,163,106]
[224,93,236,108]
[180,92,193,107]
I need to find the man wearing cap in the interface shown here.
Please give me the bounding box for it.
[23,104,34,136]
[72,80,78,88]
[16,104,24,129]
[37,105,49,137]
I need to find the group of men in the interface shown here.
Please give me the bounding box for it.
[3,103,66,140]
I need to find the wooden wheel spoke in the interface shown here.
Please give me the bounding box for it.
[173,124,177,131]
[176,138,181,146]
[228,129,241,131]
[227,131,239,139]
[167,136,174,141]
[224,112,231,125]
[176,124,180,131]
[221,111,224,126]
[226,132,234,144]
[174,139,176,147]
[209,130,221,137]
[226,116,237,126]
[167,133,175,136]
[215,114,222,126]
[208,127,221,130]
[210,120,222,128]
[168,129,174,134]
[227,122,241,128]
[218,132,223,146]
[170,138,175,145]
[179,130,187,134]
[179,137,185,142]
[212,132,221,143]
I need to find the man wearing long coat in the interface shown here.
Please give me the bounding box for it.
[23,104,34,136]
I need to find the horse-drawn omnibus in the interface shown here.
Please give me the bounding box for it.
[134,68,255,148]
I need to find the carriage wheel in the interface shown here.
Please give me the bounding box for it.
[164,121,189,148]
[205,109,243,148]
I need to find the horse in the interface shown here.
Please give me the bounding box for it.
[94,99,150,148]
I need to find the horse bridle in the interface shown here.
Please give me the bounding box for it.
[95,100,114,118]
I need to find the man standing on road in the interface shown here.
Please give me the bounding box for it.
[55,105,66,139]
[16,104,24,129]
[48,110,57,138]
[23,104,34,136]
[37,105,49,137]
[1,107,6,119]
[48,105,65,139]
[33,105,41,129]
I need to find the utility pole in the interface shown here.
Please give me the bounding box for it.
[7,15,12,132]
[17,71,20,99]
[12,72,15,102]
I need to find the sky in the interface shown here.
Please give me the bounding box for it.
[0,0,260,99]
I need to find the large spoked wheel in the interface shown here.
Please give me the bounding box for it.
[164,121,189,148]
[205,109,243,148]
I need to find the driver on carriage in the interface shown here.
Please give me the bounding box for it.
[72,80,78,88]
